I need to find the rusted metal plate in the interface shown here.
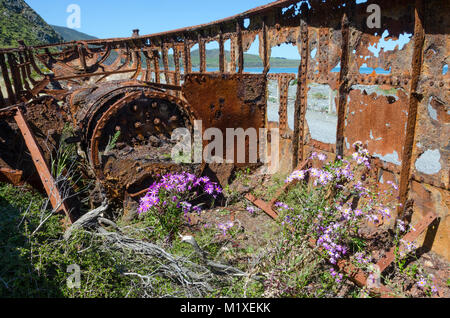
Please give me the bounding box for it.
[182,73,267,165]
[344,86,409,162]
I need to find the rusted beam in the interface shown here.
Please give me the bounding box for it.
[245,193,279,219]
[20,50,36,86]
[262,18,269,74]
[6,53,23,101]
[0,167,23,185]
[183,40,191,74]
[173,45,181,86]
[154,51,161,83]
[143,51,152,81]
[236,20,244,73]
[278,77,289,135]
[161,44,170,84]
[54,68,138,81]
[377,212,437,273]
[13,107,72,222]
[293,17,309,166]
[198,35,206,73]
[336,13,350,157]
[219,30,225,73]
[17,51,31,92]
[77,44,87,72]
[397,0,426,220]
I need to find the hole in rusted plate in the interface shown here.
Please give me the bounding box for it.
[306,83,337,144]
[267,79,279,124]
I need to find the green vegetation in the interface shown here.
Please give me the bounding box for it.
[0,0,63,48]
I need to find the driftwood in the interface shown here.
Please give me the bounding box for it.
[63,203,108,240]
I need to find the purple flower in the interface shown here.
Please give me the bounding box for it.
[247,206,256,215]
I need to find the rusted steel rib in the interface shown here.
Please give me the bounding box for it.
[293,17,309,166]
[397,0,426,220]
[13,107,73,222]
[54,68,138,81]
[198,34,206,73]
[336,13,350,157]
[377,212,437,273]
[245,193,279,219]
[219,30,225,73]
[236,20,244,74]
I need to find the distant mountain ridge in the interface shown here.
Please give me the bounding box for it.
[168,49,300,68]
[0,0,63,47]
[51,25,98,42]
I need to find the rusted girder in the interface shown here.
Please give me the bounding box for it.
[14,107,73,222]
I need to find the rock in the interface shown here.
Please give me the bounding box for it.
[424,260,435,268]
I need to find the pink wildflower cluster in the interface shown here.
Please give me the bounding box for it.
[138,172,222,217]
[281,144,401,269]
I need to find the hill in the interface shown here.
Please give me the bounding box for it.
[51,25,98,42]
[166,49,300,68]
[0,0,63,48]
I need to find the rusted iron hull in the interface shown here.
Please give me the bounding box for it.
[0,0,447,260]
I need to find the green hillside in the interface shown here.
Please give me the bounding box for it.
[0,0,63,48]
[51,25,98,42]
[165,49,300,68]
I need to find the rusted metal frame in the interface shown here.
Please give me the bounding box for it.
[198,34,206,73]
[183,39,191,74]
[30,77,50,96]
[94,48,133,83]
[336,13,350,158]
[142,50,152,82]
[397,0,426,220]
[377,212,437,273]
[0,167,23,185]
[173,44,181,86]
[293,18,309,167]
[54,68,138,81]
[16,51,31,92]
[26,49,45,77]
[6,53,23,101]
[230,35,237,74]
[154,50,161,83]
[0,103,19,118]
[130,48,143,80]
[219,29,225,73]
[95,44,112,67]
[318,28,329,81]
[278,77,289,135]
[143,81,182,91]
[77,44,88,72]
[236,20,244,73]
[161,44,170,84]
[14,107,73,222]
[245,193,279,219]
[10,0,298,51]
[20,50,36,86]
[262,17,269,74]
